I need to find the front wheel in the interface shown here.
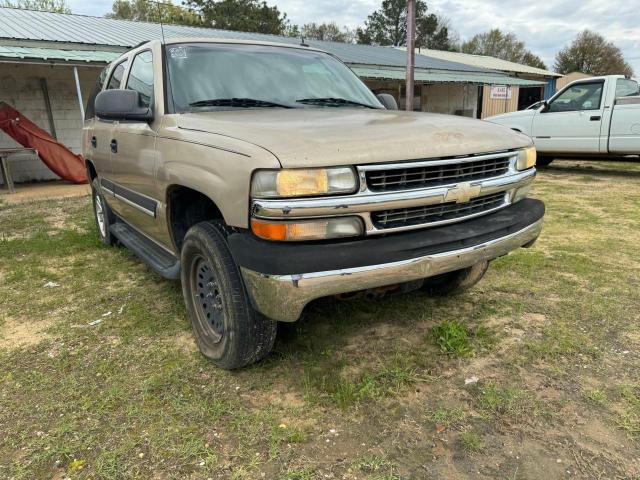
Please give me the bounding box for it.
[180,221,277,369]
[422,261,489,295]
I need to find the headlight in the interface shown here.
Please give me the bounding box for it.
[516,147,536,171]
[251,217,363,241]
[251,167,358,198]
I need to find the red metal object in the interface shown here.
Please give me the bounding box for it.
[0,102,87,184]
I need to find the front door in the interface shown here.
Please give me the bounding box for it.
[532,80,605,153]
[91,61,128,191]
[109,50,160,237]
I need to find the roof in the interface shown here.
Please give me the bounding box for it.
[396,47,561,78]
[0,7,492,74]
[352,66,546,86]
[0,45,119,63]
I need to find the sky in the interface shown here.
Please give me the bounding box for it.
[68,0,640,74]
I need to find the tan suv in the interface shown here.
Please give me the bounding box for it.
[83,38,544,369]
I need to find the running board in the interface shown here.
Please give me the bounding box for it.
[111,220,181,280]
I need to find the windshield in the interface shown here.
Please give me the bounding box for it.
[166,43,383,112]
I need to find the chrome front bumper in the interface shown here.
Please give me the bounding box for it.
[241,219,543,322]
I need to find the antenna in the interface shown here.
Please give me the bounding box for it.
[154,0,166,44]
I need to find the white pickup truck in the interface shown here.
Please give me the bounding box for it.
[488,75,640,166]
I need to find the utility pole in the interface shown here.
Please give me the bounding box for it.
[405,0,416,111]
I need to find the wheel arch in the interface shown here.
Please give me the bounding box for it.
[166,184,227,251]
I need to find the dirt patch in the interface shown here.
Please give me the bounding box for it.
[171,331,198,354]
[0,317,52,349]
[0,181,90,204]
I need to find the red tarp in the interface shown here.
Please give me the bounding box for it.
[0,102,87,184]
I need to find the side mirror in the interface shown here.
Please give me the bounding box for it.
[376,93,398,111]
[95,89,153,122]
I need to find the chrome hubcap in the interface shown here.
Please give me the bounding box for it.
[95,193,106,237]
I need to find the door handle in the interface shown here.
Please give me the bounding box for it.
[110,139,118,153]
[590,115,601,121]
[91,136,97,148]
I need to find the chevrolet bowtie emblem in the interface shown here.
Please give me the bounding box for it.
[444,182,482,204]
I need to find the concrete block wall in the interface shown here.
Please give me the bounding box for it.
[0,63,100,184]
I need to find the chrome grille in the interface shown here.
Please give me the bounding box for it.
[372,192,506,229]
[365,156,511,192]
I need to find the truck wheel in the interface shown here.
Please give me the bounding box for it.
[180,221,277,369]
[422,261,489,295]
[536,156,554,167]
[91,178,115,246]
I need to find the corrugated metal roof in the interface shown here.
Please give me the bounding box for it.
[396,47,561,78]
[0,7,492,73]
[352,67,547,86]
[0,45,119,63]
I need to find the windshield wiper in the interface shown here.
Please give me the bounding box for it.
[296,97,379,109]
[189,98,293,109]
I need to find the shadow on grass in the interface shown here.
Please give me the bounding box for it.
[542,160,640,179]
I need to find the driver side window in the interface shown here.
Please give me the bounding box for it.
[548,82,604,113]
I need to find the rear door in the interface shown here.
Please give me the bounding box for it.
[532,80,605,153]
[109,49,160,237]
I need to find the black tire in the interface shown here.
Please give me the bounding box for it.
[91,178,116,246]
[536,156,554,168]
[422,261,489,296]
[180,221,277,369]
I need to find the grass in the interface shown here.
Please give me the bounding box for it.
[1,160,640,478]
[459,432,485,453]
[583,388,608,406]
[430,319,493,357]
[429,406,468,428]
[475,382,534,418]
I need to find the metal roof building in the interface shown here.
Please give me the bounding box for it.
[0,7,546,184]
[0,7,545,86]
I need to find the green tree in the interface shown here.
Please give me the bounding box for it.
[302,22,355,43]
[0,0,70,13]
[106,0,201,25]
[461,29,547,70]
[184,0,289,35]
[356,0,455,50]
[554,30,633,77]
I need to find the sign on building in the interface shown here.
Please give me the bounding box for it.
[490,85,512,100]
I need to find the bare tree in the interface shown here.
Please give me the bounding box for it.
[554,30,633,77]
[461,29,546,70]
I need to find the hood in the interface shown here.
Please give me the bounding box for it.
[177,109,532,168]
[486,109,536,123]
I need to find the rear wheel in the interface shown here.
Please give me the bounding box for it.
[422,261,489,295]
[180,221,277,369]
[91,178,115,246]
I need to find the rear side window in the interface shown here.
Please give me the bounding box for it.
[106,61,127,90]
[126,50,154,108]
[85,66,108,120]
[616,79,639,98]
